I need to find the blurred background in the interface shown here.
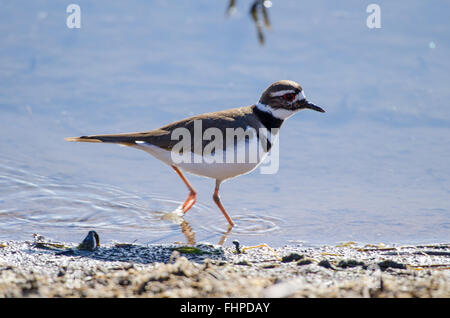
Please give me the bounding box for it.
[0,0,449,247]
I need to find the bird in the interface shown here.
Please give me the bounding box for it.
[65,80,325,227]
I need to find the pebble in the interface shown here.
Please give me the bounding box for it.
[0,239,449,297]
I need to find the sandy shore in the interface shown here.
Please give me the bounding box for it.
[0,236,449,297]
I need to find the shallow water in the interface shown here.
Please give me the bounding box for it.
[0,1,449,247]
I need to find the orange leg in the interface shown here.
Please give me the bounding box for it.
[213,180,235,227]
[171,165,197,214]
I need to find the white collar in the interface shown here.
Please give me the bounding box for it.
[256,102,298,120]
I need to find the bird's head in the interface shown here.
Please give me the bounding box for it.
[258,80,325,119]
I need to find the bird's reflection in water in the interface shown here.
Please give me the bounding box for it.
[226,0,272,45]
[180,220,196,245]
[161,211,233,246]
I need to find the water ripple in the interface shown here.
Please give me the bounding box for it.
[0,159,282,244]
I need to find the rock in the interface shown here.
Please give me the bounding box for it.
[337,259,367,269]
[318,260,333,269]
[297,258,313,266]
[377,260,406,271]
[78,231,100,251]
[235,260,251,266]
[281,253,303,262]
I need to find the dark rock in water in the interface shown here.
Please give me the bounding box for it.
[232,240,241,254]
[281,253,303,263]
[78,230,100,251]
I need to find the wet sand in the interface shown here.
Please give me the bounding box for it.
[0,238,449,297]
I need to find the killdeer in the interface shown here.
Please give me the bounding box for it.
[66,80,324,227]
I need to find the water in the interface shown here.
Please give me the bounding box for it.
[0,0,449,247]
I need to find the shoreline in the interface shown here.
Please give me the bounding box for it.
[0,238,449,297]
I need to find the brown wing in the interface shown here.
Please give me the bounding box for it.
[65,106,257,154]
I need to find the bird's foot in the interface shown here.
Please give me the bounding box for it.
[181,192,196,213]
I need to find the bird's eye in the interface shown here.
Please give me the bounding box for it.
[282,93,296,102]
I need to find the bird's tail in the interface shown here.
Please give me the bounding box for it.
[65,136,103,143]
[64,134,137,146]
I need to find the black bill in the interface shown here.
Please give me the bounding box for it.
[304,100,325,113]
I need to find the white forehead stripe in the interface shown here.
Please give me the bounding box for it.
[270,89,295,97]
[294,90,306,102]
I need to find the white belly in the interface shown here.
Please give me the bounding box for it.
[132,128,274,181]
